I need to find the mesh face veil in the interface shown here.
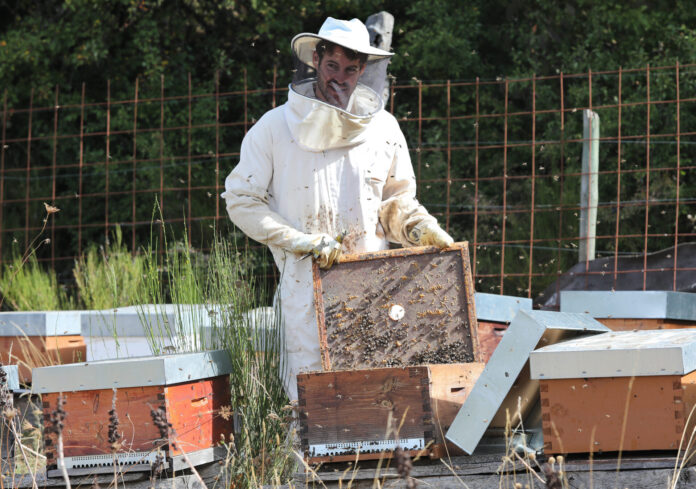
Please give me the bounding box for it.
[290,18,393,118]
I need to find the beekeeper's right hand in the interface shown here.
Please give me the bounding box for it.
[289,233,342,269]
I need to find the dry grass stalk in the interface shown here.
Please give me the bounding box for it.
[149,405,207,489]
[48,395,70,489]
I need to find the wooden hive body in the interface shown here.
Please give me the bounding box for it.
[298,363,484,463]
[302,243,483,462]
[530,329,696,454]
[475,293,532,363]
[0,311,85,383]
[561,291,696,331]
[33,350,233,474]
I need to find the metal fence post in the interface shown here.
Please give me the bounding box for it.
[579,109,599,263]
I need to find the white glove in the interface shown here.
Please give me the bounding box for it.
[288,233,342,269]
[408,221,454,249]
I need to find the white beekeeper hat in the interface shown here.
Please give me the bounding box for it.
[291,17,393,68]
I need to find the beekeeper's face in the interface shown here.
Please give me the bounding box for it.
[313,45,366,109]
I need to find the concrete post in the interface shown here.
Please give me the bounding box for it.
[579,109,599,263]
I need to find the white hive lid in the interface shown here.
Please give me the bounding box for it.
[2,365,19,391]
[445,310,610,455]
[0,311,82,336]
[31,349,232,393]
[560,290,696,320]
[530,329,696,380]
[475,292,533,323]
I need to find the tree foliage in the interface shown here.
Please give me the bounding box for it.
[2,0,696,296]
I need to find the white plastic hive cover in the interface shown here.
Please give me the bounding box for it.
[530,329,696,380]
[560,290,696,320]
[445,310,610,454]
[32,349,232,393]
[1,365,19,391]
[0,311,81,336]
[475,292,533,323]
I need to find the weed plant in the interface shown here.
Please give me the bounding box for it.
[73,225,147,310]
[137,218,295,488]
[0,253,74,311]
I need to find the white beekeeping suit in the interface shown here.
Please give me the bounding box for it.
[222,17,453,400]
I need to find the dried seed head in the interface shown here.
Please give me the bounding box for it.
[394,447,416,488]
[49,395,67,435]
[218,405,232,421]
[542,462,562,489]
[149,451,165,488]
[150,405,172,440]
[108,389,121,449]
[0,363,9,412]
[44,202,60,214]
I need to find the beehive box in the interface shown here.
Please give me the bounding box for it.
[313,243,479,370]
[530,329,696,454]
[0,311,85,383]
[301,244,481,462]
[475,293,533,362]
[32,350,233,475]
[446,311,611,455]
[298,362,484,463]
[561,290,696,331]
[0,365,19,474]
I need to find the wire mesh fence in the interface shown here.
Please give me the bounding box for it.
[2,62,695,305]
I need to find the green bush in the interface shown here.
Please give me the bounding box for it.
[73,226,147,310]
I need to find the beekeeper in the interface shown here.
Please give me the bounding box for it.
[222,17,454,400]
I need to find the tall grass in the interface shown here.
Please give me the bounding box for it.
[73,225,147,310]
[137,218,295,488]
[0,254,74,311]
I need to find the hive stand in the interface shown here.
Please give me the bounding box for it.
[0,311,85,383]
[530,329,696,454]
[474,293,532,362]
[446,310,610,454]
[32,350,234,476]
[561,290,696,331]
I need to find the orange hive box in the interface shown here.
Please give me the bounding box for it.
[474,292,532,363]
[0,311,85,383]
[32,350,233,476]
[297,363,484,463]
[530,329,696,454]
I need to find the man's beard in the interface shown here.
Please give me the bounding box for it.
[317,78,351,109]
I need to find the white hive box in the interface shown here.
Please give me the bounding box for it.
[530,329,696,454]
[561,290,696,331]
[82,305,275,361]
[446,310,610,454]
[475,293,533,362]
[81,304,206,360]
[0,311,85,382]
[33,350,234,475]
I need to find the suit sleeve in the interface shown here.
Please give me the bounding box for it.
[221,116,305,250]
[377,118,438,246]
